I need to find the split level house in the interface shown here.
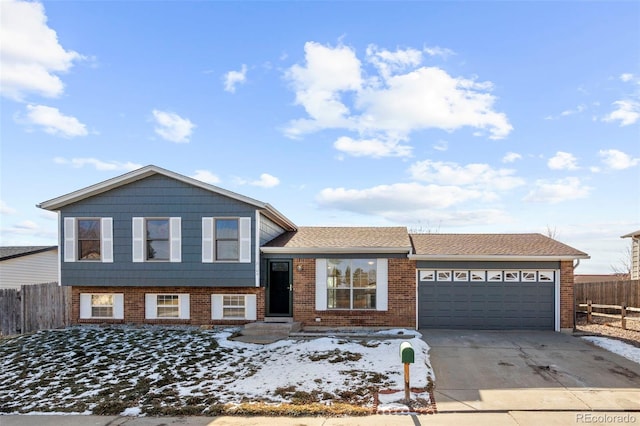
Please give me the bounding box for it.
[38,165,589,332]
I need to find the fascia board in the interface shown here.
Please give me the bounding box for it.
[408,254,591,261]
[261,247,412,254]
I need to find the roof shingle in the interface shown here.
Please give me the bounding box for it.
[263,227,412,250]
[409,233,588,257]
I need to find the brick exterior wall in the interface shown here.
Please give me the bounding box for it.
[71,286,264,326]
[291,258,416,328]
[559,260,575,330]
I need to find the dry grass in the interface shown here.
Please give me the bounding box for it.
[0,325,400,416]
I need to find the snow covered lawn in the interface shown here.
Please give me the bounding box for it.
[0,326,432,416]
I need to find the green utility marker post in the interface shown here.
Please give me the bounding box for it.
[399,341,415,403]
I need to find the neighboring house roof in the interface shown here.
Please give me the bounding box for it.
[575,274,628,283]
[409,233,589,260]
[0,246,57,261]
[621,229,640,238]
[261,226,413,254]
[37,165,296,231]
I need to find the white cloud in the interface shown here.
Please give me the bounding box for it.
[423,45,456,59]
[284,41,512,155]
[547,151,579,170]
[0,0,83,100]
[1,219,57,243]
[152,110,195,143]
[54,157,142,171]
[598,149,640,170]
[409,160,525,191]
[524,177,591,203]
[1,200,17,215]
[192,170,221,185]
[21,104,87,137]
[602,100,640,126]
[284,42,362,137]
[502,152,522,163]
[366,45,423,80]
[620,73,635,83]
[433,140,448,152]
[250,173,280,188]
[317,182,484,213]
[223,64,248,93]
[333,136,412,158]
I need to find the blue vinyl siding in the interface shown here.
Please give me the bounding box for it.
[59,175,264,287]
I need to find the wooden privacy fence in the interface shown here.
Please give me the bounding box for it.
[576,300,640,330]
[574,280,640,308]
[0,282,71,336]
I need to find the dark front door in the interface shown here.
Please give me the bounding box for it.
[267,260,292,316]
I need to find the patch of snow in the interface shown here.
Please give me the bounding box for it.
[121,407,142,416]
[582,336,640,364]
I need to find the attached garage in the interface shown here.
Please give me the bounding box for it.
[410,234,590,332]
[417,268,556,330]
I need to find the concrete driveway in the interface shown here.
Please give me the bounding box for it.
[421,330,640,412]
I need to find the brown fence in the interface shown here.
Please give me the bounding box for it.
[574,280,640,308]
[0,282,71,336]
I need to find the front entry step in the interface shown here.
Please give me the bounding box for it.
[232,321,302,344]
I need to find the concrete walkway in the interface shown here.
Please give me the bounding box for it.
[421,329,640,412]
[3,412,640,426]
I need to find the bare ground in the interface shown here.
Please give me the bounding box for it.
[575,313,640,348]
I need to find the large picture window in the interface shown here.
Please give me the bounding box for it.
[78,219,101,260]
[327,259,377,310]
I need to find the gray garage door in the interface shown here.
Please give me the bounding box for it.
[418,270,555,330]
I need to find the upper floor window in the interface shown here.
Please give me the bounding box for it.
[202,217,251,263]
[132,217,181,262]
[146,219,170,260]
[216,219,239,260]
[78,219,101,260]
[63,217,113,263]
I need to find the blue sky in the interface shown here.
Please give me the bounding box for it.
[1,0,639,274]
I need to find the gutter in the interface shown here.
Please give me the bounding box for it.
[408,254,591,261]
[261,247,412,254]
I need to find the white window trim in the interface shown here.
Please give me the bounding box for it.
[145,294,190,320]
[454,270,469,282]
[470,270,486,281]
[132,217,181,263]
[211,294,257,320]
[419,270,435,281]
[79,293,123,319]
[437,271,452,282]
[316,258,387,312]
[64,217,113,263]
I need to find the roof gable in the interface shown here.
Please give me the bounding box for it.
[37,165,296,230]
[409,233,589,260]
